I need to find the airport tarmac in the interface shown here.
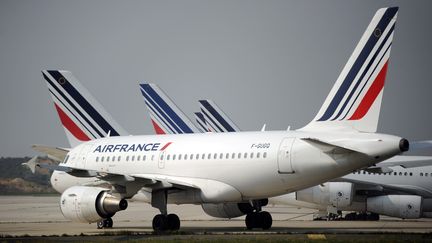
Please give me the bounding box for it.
[1,196,432,237]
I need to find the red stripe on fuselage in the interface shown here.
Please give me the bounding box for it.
[151,119,166,135]
[349,61,388,120]
[160,142,172,151]
[54,103,90,141]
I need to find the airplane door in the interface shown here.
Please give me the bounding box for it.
[158,151,165,169]
[277,138,295,173]
[78,144,92,169]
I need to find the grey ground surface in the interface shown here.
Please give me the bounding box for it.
[1,196,432,237]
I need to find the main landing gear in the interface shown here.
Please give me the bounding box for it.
[97,217,113,229]
[151,190,180,232]
[245,199,272,230]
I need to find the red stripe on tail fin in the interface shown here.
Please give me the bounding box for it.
[349,61,388,120]
[54,103,90,141]
[151,119,166,135]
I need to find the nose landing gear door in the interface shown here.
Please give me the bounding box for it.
[277,138,295,174]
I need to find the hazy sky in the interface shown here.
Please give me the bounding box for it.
[1,0,432,157]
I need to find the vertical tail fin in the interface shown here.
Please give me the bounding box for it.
[194,112,209,133]
[301,7,398,133]
[42,70,129,147]
[199,100,241,132]
[139,83,200,134]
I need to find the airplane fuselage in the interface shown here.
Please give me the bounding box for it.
[57,130,404,202]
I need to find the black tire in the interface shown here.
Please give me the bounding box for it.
[245,212,259,230]
[97,220,105,229]
[259,211,272,230]
[105,218,113,228]
[152,214,167,231]
[167,214,180,231]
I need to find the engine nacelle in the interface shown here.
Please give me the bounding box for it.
[296,182,353,208]
[202,203,254,218]
[60,186,128,223]
[367,195,422,219]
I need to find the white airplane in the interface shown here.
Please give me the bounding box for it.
[35,7,410,232]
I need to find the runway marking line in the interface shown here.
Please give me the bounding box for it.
[307,234,327,240]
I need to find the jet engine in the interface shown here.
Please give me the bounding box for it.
[60,186,128,223]
[367,195,422,219]
[202,203,254,218]
[296,182,354,208]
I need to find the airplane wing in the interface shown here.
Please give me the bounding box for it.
[374,155,432,168]
[31,144,70,161]
[334,177,432,198]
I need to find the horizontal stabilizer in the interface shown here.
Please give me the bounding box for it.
[31,144,69,161]
[301,137,365,154]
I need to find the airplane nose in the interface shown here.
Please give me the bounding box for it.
[399,138,409,152]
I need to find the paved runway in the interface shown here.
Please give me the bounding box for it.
[1,196,432,237]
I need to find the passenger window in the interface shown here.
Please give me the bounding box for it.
[151,155,154,161]
[404,172,408,176]
[399,172,402,176]
[184,154,188,160]
[238,153,241,159]
[426,173,429,177]
[101,156,104,162]
[214,153,217,159]
[409,172,413,176]
[244,152,248,159]
[160,154,164,160]
[202,154,205,160]
[232,153,235,159]
[112,156,116,162]
[179,154,182,160]
[137,155,141,161]
[226,153,229,159]
[131,155,135,161]
[167,154,170,160]
[190,154,194,160]
[118,156,121,161]
[126,156,129,162]
[143,155,146,161]
[107,156,110,162]
[420,173,423,176]
[263,152,267,158]
[257,152,260,159]
[96,156,99,162]
[219,153,223,159]
[250,152,254,159]
[196,154,199,160]
[173,154,176,160]
[393,172,396,175]
[208,154,211,159]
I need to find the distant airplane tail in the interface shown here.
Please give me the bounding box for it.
[194,112,208,133]
[199,100,241,132]
[42,70,128,147]
[139,83,200,134]
[301,7,398,133]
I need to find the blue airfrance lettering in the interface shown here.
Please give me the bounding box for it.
[93,143,162,153]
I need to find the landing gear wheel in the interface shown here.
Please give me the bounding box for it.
[105,217,113,228]
[259,211,272,230]
[96,218,113,229]
[245,212,257,230]
[167,214,180,231]
[245,211,273,230]
[152,214,167,232]
[97,220,105,229]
